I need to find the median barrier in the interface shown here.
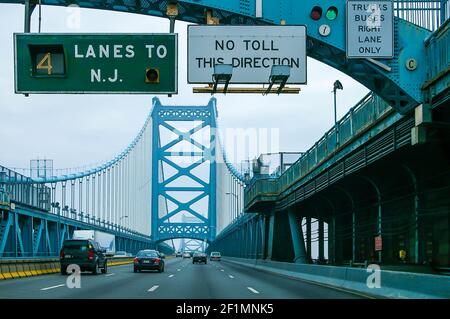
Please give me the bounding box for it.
[0,256,135,280]
[223,257,450,299]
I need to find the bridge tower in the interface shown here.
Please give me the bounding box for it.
[151,97,217,244]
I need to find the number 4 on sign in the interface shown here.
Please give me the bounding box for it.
[37,53,53,75]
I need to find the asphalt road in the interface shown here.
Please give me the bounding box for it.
[0,258,367,299]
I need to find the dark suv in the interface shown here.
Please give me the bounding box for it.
[192,252,207,264]
[60,239,108,275]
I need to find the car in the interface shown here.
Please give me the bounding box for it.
[134,249,165,273]
[175,251,183,257]
[182,252,191,258]
[192,252,207,264]
[210,251,221,261]
[60,239,108,275]
[113,251,128,258]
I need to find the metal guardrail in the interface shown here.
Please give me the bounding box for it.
[0,166,50,211]
[394,0,448,31]
[423,18,450,101]
[245,92,392,208]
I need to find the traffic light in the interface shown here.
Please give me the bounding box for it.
[326,6,338,20]
[310,6,338,21]
[145,68,160,83]
[310,6,322,20]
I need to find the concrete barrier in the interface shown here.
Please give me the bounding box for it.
[224,257,450,299]
[0,256,136,281]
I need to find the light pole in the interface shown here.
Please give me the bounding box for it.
[333,80,343,147]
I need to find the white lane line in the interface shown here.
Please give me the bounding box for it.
[247,287,260,294]
[148,285,159,292]
[177,269,181,271]
[168,274,174,278]
[105,273,115,277]
[228,275,234,279]
[40,284,65,291]
[220,269,224,272]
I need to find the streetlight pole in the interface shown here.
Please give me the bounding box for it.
[333,80,343,147]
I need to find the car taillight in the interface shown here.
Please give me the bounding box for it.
[134,257,139,264]
[154,258,160,264]
[88,249,94,260]
[60,250,64,259]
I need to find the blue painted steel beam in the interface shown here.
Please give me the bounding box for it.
[151,97,217,243]
[3,0,434,114]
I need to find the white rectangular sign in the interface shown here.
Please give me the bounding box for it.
[346,0,394,58]
[188,25,307,84]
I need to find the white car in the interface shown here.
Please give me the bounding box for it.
[210,252,221,261]
[113,251,129,258]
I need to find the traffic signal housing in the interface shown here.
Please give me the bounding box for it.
[310,6,339,21]
[326,6,338,20]
[145,68,160,83]
[310,6,322,20]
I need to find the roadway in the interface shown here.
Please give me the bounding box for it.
[0,257,367,299]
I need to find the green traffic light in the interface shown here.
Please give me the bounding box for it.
[326,6,338,21]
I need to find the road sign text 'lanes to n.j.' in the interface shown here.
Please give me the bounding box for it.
[14,33,177,94]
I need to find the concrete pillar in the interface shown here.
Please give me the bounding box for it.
[266,213,275,260]
[287,210,308,263]
[318,219,324,263]
[306,217,311,262]
[259,215,266,259]
[329,215,336,264]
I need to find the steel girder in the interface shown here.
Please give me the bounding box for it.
[4,0,435,114]
[0,203,156,257]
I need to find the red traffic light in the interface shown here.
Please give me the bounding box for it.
[310,6,322,21]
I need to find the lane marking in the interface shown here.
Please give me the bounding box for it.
[220,269,224,272]
[148,285,159,292]
[105,273,115,277]
[168,274,174,278]
[247,287,260,294]
[228,275,234,279]
[177,269,181,271]
[40,284,65,291]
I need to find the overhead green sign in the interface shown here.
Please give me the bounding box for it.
[14,33,177,94]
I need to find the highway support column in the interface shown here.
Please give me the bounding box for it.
[318,218,325,263]
[306,217,312,262]
[287,210,308,264]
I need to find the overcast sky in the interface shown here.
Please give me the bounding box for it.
[0,4,369,171]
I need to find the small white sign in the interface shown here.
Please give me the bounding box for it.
[346,0,394,58]
[188,25,307,84]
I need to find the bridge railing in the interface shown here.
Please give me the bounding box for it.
[0,166,50,211]
[394,0,448,31]
[423,17,450,99]
[245,92,392,208]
